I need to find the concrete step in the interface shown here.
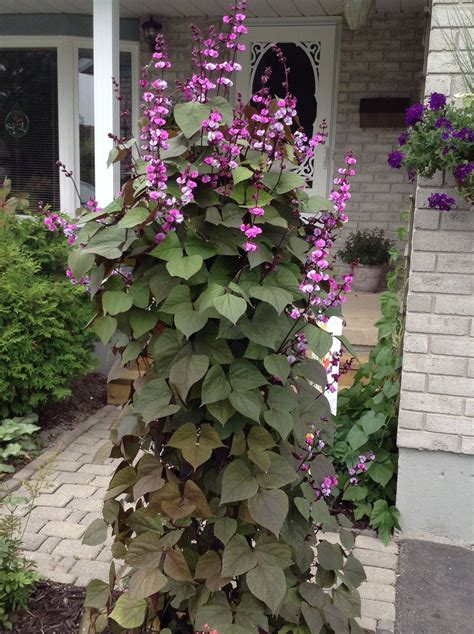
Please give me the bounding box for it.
[343,292,382,348]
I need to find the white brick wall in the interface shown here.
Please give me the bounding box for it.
[140,12,425,243]
[333,13,425,243]
[398,0,474,456]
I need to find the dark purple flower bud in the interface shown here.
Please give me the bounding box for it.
[405,103,425,127]
[398,131,409,146]
[387,150,404,169]
[428,92,447,111]
[428,192,456,212]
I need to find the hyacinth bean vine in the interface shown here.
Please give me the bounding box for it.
[71,4,367,632]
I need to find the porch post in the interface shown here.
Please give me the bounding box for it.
[93,0,120,206]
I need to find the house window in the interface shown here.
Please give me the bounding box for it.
[78,48,134,202]
[0,48,60,208]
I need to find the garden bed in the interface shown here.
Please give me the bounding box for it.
[8,580,87,633]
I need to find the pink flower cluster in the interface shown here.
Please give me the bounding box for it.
[42,209,77,246]
[348,452,376,485]
[65,266,90,290]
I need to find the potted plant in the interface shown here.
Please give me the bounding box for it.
[339,228,393,292]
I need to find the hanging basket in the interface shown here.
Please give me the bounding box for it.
[343,0,375,30]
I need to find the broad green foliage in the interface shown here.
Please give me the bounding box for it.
[338,228,393,267]
[0,240,95,418]
[0,414,40,474]
[76,12,366,633]
[331,221,408,543]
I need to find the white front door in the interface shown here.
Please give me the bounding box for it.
[236,19,341,198]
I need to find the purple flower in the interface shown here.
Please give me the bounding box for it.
[453,127,474,143]
[454,163,473,183]
[398,132,409,146]
[428,192,456,212]
[435,117,452,130]
[387,150,404,169]
[405,103,424,127]
[428,92,447,111]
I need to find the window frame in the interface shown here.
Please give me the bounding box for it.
[0,35,140,213]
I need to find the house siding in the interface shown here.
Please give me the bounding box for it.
[396,0,474,544]
[139,12,425,242]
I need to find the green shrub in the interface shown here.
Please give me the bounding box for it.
[0,414,40,474]
[0,242,95,418]
[0,213,69,278]
[338,228,393,266]
[0,536,39,630]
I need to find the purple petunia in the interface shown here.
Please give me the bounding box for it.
[428,192,456,212]
[454,163,474,183]
[435,117,453,130]
[428,92,447,111]
[453,127,474,143]
[388,150,404,169]
[406,103,425,127]
[398,131,409,146]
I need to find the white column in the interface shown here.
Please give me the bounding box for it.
[93,0,120,206]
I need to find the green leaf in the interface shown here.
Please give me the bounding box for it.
[263,355,291,382]
[263,409,293,440]
[81,226,127,259]
[169,354,209,401]
[130,279,150,308]
[359,411,386,435]
[339,554,366,590]
[214,293,247,325]
[229,359,267,391]
[196,283,225,314]
[185,232,218,259]
[249,284,293,315]
[118,206,149,228]
[346,425,368,451]
[109,593,147,629]
[125,532,162,568]
[306,194,331,213]
[368,460,394,487]
[263,170,305,194]
[130,309,158,338]
[370,500,400,545]
[247,426,275,452]
[207,399,235,425]
[233,166,253,185]
[149,269,177,304]
[304,324,333,358]
[221,534,257,576]
[293,358,327,387]
[317,540,344,571]
[267,385,298,411]
[255,453,298,489]
[229,389,263,423]
[174,100,211,138]
[248,489,289,537]
[122,341,142,366]
[246,565,286,614]
[82,518,108,546]
[68,249,95,280]
[195,593,233,631]
[102,291,133,316]
[160,285,190,313]
[168,423,222,470]
[150,231,183,261]
[301,603,324,634]
[202,364,231,405]
[133,378,177,423]
[214,517,237,545]
[93,315,117,345]
[209,95,234,125]
[128,567,167,600]
[254,539,292,569]
[166,255,203,280]
[174,304,208,338]
[221,459,259,503]
[84,579,109,610]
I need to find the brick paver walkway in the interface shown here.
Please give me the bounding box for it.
[2,406,398,633]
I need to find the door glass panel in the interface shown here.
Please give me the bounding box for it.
[0,48,59,208]
[250,42,320,188]
[78,49,133,202]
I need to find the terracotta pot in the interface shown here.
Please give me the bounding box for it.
[351,264,383,292]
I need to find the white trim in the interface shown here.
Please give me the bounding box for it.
[0,33,140,212]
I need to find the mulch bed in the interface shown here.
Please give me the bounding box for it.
[5,372,107,479]
[7,580,87,633]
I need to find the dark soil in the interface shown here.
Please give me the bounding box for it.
[5,372,107,478]
[7,580,87,633]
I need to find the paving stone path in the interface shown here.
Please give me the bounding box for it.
[2,406,398,633]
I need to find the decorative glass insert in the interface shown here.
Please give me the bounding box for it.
[250,42,320,186]
[78,49,133,202]
[0,49,59,208]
